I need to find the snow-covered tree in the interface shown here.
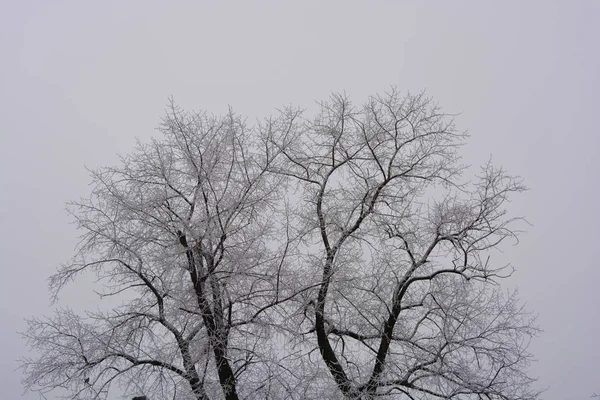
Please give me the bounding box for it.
[22,90,539,400]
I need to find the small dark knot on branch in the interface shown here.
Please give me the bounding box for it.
[177,230,188,247]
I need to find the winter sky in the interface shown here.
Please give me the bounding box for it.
[1,1,599,399]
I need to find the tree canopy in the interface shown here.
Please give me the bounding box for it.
[21,89,539,400]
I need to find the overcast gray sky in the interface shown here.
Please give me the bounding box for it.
[1,1,598,399]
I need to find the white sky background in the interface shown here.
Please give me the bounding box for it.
[1,1,598,399]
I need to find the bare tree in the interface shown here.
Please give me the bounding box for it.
[267,89,539,399]
[21,102,304,400]
[21,90,539,400]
